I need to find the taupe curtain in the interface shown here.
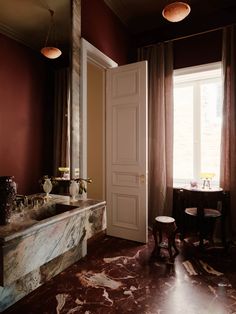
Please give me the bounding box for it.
[138,43,174,225]
[53,68,70,177]
[220,25,236,239]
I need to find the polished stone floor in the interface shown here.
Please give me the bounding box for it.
[5,232,236,314]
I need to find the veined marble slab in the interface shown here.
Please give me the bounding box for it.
[0,194,106,312]
[0,242,86,312]
[0,195,106,242]
[2,212,87,285]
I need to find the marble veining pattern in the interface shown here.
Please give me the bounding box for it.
[77,271,123,289]
[71,0,81,175]
[5,233,236,314]
[3,211,87,285]
[86,205,106,239]
[0,195,106,312]
[0,243,85,312]
[0,195,105,242]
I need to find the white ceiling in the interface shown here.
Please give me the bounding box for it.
[0,0,70,51]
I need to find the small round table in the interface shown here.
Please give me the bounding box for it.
[182,186,228,249]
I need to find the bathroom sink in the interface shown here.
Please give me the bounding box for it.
[30,203,79,221]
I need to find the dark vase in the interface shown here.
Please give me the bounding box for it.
[0,176,17,225]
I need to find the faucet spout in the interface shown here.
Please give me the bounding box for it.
[15,194,29,209]
[30,195,45,208]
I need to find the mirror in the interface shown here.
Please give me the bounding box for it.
[0,0,72,194]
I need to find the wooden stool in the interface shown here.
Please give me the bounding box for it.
[153,216,179,263]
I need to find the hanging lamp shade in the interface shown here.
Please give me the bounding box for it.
[41,47,62,59]
[41,9,62,59]
[162,2,191,22]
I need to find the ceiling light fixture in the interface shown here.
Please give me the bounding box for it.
[162,2,191,22]
[41,9,62,59]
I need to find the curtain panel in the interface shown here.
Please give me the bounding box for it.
[138,43,174,225]
[220,25,236,239]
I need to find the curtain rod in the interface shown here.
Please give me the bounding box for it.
[140,23,235,48]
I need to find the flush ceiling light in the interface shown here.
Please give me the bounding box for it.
[41,9,62,59]
[162,2,191,22]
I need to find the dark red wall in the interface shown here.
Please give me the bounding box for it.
[173,30,222,69]
[81,0,135,65]
[0,34,51,195]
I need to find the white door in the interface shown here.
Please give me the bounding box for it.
[106,61,148,243]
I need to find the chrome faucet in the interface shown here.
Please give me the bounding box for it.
[15,195,29,211]
[30,195,45,208]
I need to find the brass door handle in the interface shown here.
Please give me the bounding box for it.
[139,174,145,184]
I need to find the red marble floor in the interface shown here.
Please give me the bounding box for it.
[4,233,236,314]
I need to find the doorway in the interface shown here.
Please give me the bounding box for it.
[87,62,105,199]
[81,39,148,243]
[80,38,118,199]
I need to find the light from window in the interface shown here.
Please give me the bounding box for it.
[173,62,222,187]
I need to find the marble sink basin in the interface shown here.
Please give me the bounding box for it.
[30,203,79,221]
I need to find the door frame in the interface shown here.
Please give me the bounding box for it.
[80,38,117,197]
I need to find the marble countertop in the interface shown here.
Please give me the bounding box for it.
[0,194,106,244]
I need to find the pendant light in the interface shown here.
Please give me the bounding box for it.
[162,2,191,22]
[41,9,62,59]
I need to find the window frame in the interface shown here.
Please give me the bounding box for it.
[173,62,223,187]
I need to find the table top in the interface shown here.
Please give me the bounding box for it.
[183,185,223,193]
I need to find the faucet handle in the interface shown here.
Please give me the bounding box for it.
[15,194,29,211]
[19,201,24,211]
[31,196,45,208]
[24,196,28,207]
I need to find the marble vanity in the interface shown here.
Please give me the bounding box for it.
[0,194,106,312]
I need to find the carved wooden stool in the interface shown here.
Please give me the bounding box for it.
[152,216,179,263]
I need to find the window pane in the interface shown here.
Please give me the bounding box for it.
[200,81,222,183]
[173,63,222,187]
[174,85,194,182]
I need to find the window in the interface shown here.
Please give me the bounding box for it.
[173,62,223,187]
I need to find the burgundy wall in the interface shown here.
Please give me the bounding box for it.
[81,0,135,65]
[173,30,222,69]
[137,28,223,69]
[0,34,52,195]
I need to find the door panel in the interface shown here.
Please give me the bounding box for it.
[106,61,148,243]
[112,104,139,164]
